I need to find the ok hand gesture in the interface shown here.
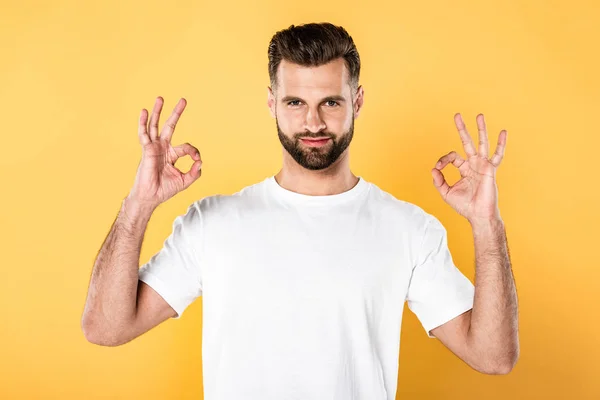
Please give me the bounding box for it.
[431,113,507,225]
[127,97,203,210]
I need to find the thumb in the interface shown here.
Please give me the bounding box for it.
[182,160,203,190]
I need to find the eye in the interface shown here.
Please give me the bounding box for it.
[325,100,339,107]
[287,100,301,106]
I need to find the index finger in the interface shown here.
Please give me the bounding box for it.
[159,98,187,143]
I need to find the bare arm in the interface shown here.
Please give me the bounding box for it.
[81,96,202,346]
[466,218,519,372]
[81,197,177,346]
[429,113,518,374]
[431,218,519,374]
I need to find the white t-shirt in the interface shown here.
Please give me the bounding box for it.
[138,175,475,400]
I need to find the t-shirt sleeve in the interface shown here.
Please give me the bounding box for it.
[138,201,203,319]
[406,214,475,338]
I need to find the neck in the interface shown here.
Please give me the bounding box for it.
[274,151,359,196]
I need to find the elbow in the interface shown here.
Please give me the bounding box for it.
[81,315,124,347]
[477,349,520,375]
[496,361,517,375]
[481,361,516,375]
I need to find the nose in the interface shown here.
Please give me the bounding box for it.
[303,108,326,133]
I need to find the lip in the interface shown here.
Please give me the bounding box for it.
[300,138,331,147]
[301,137,330,141]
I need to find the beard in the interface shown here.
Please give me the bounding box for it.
[276,116,354,171]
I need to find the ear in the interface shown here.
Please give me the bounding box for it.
[267,86,276,119]
[353,85,364,119]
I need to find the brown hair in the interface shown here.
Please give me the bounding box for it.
[268,22,361,93]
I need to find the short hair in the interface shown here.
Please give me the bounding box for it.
[267,22,361,93]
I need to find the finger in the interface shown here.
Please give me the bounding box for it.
[454,113,477,158]
[490,130,507,167]
[181,159,203,190]
[434,151,466,174]
[138,109,151,146]
[160,98,187,143]
[173,143,201,161]
[431,167,450,199]
[476,113,489,158]
[148,96,164,141]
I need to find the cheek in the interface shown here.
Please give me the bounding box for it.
[325,109,352,131]
[276,114,296,133]
[278,109,303,130]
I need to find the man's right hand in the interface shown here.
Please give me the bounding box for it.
[127,96,203,210]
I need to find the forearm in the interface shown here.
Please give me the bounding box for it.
[466,218,519,373]
[81,196,155,344]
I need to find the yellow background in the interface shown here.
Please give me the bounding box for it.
[1,0,598,398]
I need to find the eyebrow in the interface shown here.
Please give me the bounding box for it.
[280,95,346,103]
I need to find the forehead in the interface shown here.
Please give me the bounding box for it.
[276,57,350,96]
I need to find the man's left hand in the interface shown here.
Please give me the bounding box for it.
[431,113,507,225]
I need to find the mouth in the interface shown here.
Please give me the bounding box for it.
[300,138,331,147]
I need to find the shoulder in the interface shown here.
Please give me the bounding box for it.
[365,180,434,228]
[192,177,270,218]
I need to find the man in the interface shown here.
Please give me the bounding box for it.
[82,22,519,400]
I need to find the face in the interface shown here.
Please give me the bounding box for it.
[267,57,364,171]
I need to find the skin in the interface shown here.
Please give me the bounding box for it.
[267,58,364,196]
[81,98,199,346]
[428,114,519,374]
